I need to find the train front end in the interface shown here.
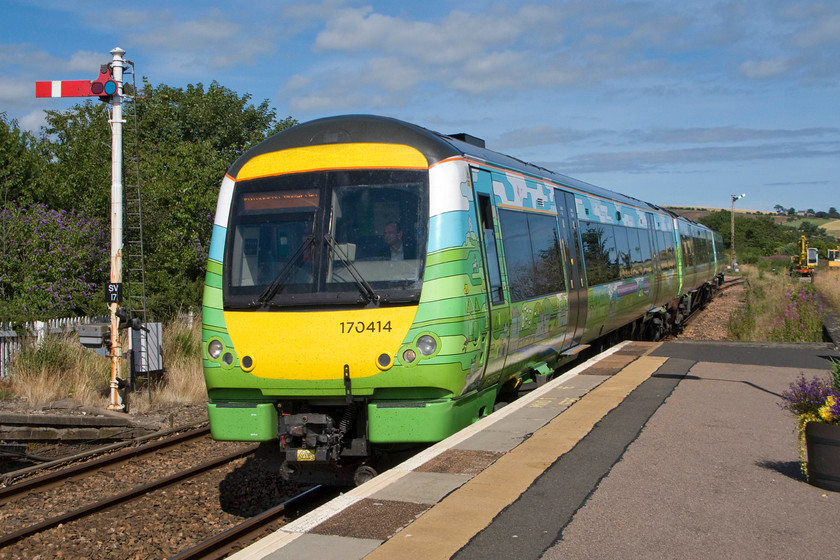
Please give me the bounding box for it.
[201,117,489,481]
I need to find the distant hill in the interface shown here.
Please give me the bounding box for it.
[823,220,840,238]
[663,206,780,223]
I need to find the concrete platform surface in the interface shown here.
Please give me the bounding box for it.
[231,341,840,560]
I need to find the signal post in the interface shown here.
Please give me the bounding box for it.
[36,47,128,411]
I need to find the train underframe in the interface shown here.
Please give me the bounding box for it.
[256,397,426,486]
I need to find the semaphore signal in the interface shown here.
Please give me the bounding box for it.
[36,63,118,101]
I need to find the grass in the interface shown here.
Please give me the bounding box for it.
[5,315,207,412]
[814,269,840,318]
[821,220,840,238]
[7,331,110,407]
[783,217,833,229]
[727,264,826,342]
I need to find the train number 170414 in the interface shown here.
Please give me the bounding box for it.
[339,321,392,334]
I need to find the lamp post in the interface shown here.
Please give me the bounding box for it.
[730,193,746,271]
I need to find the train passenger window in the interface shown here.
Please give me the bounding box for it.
[613,226,632,279]
[657,231,673,270]
[580,221,616,285]
[628,228,644,276]
[528,213,566,297]
[498,210,565,302]
[639,229,653,275]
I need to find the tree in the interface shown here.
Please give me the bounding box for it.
[0,113,43,207]
[37,102,112,217]
[773,204,786,214]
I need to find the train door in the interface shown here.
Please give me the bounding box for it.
[471,168,510,388]
[555,190,587,348]
[645,212,662,305]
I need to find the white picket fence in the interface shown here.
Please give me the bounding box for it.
[0,316,108,378]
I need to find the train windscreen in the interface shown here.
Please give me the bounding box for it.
[224,169,428,308]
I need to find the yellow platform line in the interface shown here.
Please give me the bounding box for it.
[364,354,668,560]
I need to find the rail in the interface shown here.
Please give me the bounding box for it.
[170,485,329,560]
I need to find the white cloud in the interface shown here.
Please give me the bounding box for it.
[793,13,840,47]
[0,78,32,104]
[633,126,838,144]
[67,51,107,73]
[314,5,555,66]
[739,57,792,79]
[19,109,48,132]
[558,142,840,174]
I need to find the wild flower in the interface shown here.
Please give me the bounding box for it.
[767,285,824,343]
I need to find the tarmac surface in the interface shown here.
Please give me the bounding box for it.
[232,340,840,560]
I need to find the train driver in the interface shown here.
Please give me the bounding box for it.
[383,221,406,260]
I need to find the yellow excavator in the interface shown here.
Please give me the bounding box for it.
[791,235,818,276]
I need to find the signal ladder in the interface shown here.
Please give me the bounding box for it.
[121,64,162,394]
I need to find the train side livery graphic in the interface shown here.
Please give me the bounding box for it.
[202,115,723,484]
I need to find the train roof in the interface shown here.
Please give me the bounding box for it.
[229,114,665,215]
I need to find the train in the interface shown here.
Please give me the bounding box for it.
[202,115,725,484]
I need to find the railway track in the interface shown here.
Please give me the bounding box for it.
[1,424,211,490]
[171,485,330,560]
[0,442,257,549]
[678,276,747,331]
[0,425,316,559]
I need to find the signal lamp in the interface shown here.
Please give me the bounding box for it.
[402,349,416,363]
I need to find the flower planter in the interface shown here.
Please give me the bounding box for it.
[806,421,840,491]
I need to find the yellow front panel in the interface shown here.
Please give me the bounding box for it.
[224,306,419,380]
[236,143,428,181]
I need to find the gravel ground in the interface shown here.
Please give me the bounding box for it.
[667,280,746,341]
[0,450,312,560]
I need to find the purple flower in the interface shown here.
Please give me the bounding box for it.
[781,374,835,416]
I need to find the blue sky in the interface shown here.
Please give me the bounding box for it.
[2,0,838,212]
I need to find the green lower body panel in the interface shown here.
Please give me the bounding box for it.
[368,388,496,443]
[207,402,278,441]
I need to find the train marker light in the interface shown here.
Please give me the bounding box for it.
[377,353,393,370]
[402,349,417,363]
[208,339,223,359]
[417,335,437,356]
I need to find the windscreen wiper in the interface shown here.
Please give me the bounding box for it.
[323,233,381,305]
[253,236,315,306]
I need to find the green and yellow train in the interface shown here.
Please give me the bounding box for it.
[202,115,724,484]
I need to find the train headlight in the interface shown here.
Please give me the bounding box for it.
[402,349,417,363]
[208,339,223,359]
[417,335,437,356]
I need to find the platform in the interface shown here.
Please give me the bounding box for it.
[231,340,840,560]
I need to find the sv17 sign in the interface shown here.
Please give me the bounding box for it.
[106,283,122,304]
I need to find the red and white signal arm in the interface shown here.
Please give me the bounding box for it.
[35,65,117,99]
